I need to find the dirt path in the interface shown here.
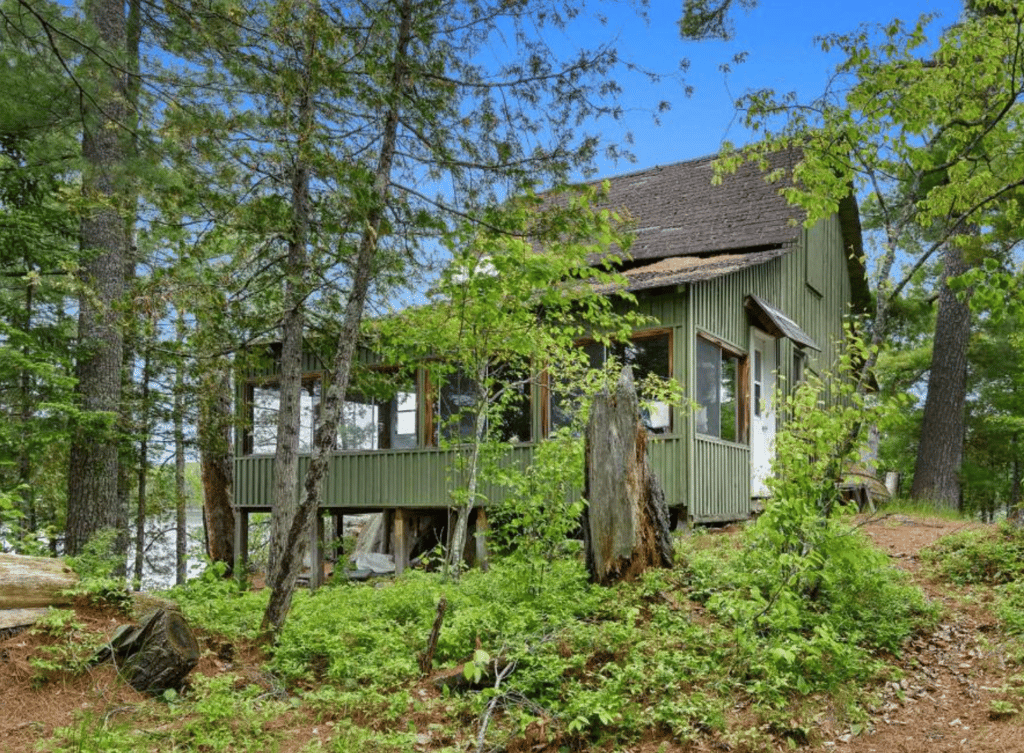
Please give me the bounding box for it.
[838,515,1024,753]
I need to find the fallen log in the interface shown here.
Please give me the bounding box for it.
[0,553,78,610]
[583,366,674,585]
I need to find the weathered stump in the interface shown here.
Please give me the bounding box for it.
[583,366,674,585]
[0,553,78,610]
[100,608,200,693]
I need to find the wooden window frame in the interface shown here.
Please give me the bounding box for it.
[695,333,749,445]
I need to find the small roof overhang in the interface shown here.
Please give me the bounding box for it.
[745,294,819,351]
[595,246,791,294]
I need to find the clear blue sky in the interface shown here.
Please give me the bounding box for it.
[575,0,965,179]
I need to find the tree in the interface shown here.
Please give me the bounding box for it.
[200,0,655,637]
[0,0,86,550]
[64,0,132,555]
[718,0,1024,507]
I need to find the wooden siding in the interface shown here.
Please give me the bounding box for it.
[236,434,687,511]
[693,436,750,521]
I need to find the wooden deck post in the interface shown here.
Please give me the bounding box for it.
[308,513,324,590]
[474,508,489,572]
[233,509,249,584]
[394,508,409,575]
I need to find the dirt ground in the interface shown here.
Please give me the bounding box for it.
[838,513,1024,753]
[2,513,1023,753]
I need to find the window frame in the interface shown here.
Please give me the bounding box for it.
[427,360,535,447]
[242,373,324,456]
[694,332,749,444]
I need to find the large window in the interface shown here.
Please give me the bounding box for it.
[695,336,743,442]
[337,388,418,451]
[550,330,672,433]
[434,364,532,444]
[245,373,419,455]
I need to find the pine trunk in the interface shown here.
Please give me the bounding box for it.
[199,363,235,573]
[66,0,129,556]
[0,553,79,609]
[911,243,971,509]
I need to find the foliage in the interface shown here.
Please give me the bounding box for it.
[682,335,934,703]
[167,560,269,638]
[922,523,1024,585]
[62,529,132,610]
[28,607,106,687]
[377,186,650,574]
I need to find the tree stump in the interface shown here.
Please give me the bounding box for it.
[583,366,674,585]
[99,608,200,693]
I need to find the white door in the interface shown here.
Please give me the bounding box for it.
[750,328,777,497]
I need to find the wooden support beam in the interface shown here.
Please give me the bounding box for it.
[394,508,409,576]
[474,508,489,572]
[309,514,324,590]
[233,509,249,585]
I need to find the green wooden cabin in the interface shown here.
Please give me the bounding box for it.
[233,152,869,581]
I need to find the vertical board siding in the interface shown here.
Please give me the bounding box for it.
[693,437,750,520]
[236,446,535,510]
[236,437,687,512]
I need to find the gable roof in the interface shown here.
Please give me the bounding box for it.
[602,151,806,263]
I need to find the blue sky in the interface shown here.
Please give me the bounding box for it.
[576,0,965,179]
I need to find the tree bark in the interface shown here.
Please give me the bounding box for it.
[583,367,674,586]
[174,312,188,586]
[265,23,315,586]
[101,608,200,693]
[66,0,129,556]
[911,242,971,509]
[199,360,234,573]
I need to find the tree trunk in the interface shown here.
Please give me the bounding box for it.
[911,242,971,509]
[583,367,674,586]
[66,0,129,556]
[174,312,188,586]
[199,362,235,573]
[260,0,415,639]
[133,346,152,589]
[265,39,314,587]
[0,553,79,609]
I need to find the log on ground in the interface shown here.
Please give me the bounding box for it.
[0,553,79,610]
[583,366,674,585]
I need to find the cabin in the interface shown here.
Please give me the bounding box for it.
[233,152,870,583]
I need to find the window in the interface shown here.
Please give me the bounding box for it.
[338,378,419,451]
[550,330,672,433]
[792,348,807,386]
[696,336,743,442]
[245,372,419,455]
[434,363,532,444]
[244,378,320,455]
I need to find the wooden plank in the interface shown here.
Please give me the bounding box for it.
[394,508,409,576]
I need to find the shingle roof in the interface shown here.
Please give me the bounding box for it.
[602,151,806,262]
